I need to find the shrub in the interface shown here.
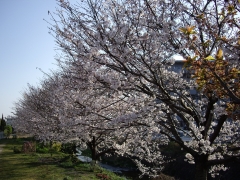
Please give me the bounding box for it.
[36,146,49,154]
[60,159,74,168]
[61,143,77,154]
[36,141,50,154]
[22,141,36,153]
[13,146,21,154]
[59,155,80,168]
[63,176,73,180]
[4,125,12,138]
[52,142,62,152]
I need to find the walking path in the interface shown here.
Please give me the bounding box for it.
[0,144,5,153]
[0,131,6,153]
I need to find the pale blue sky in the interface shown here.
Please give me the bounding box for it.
[0,0,76,118]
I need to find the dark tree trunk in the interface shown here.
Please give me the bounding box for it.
[194,156,208,180]
[90,136,97,165]
[86,137,98,170]
[92,148,97,161]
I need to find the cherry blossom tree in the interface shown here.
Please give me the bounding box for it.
[58,58,169,165]
[13,67,146,163]
[53,64,128,162]
[13,77,65,141]
[45,0,240,179]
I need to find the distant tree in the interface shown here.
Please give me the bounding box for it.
[4,125,12,138]
[0,119,6,131]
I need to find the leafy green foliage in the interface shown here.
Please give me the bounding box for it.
[61,142,77,154]
[36,146,49,153]
[13,146,21,154]
[63,176,73,180]
[52,142,62,152]
[3,125,12,138]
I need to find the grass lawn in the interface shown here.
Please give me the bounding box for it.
[0,138,126,180]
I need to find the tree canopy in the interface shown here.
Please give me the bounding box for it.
[4,125,12,138]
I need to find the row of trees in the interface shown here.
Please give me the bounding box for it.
[13,0,240,180]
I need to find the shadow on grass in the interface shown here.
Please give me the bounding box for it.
[0,138,128,180]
